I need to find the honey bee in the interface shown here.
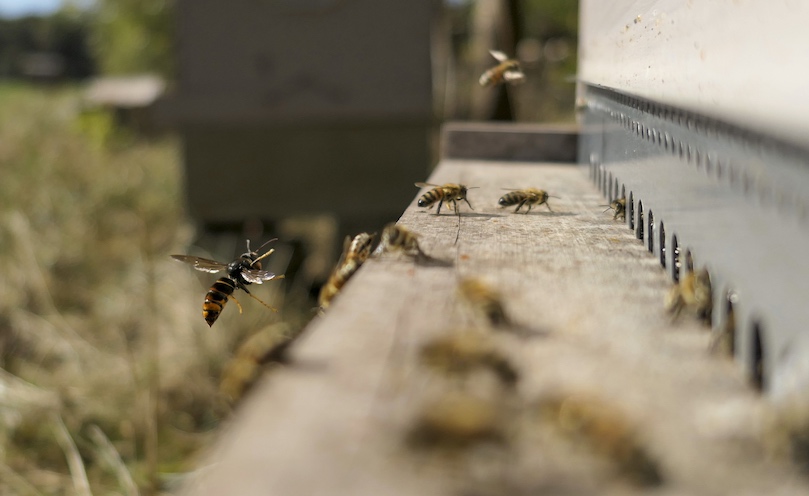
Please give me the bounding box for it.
[318,232,376,312]
[665,268,712,325]
[408,391,505,449]
[375,223,423,257]
[498,188,556,213]
[458,277,510,328]
[479,50,525,87]
[762,397,809,470]
[219,322,303,402]
[604,197,626,221]
[172,240,283,327]
[537,392,663,487]
[419,332,519,386]
[373,223,450,266]
[414,182,476,215]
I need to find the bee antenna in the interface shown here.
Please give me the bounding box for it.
[603,206,613,213]
[254,238,279,254]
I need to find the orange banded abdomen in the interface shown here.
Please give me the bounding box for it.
[203,277,237,327]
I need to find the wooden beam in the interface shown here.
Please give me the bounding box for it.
[180,161,800,495]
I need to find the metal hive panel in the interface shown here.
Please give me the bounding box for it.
[579,84,809,399]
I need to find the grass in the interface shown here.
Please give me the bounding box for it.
[0,83,296,495]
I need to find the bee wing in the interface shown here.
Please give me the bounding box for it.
[489,50,508,62]
[503,70,525,83]
[415,182,441,189]
[171,255,227,273]
[241,269,279,284]
[478,71,493,86]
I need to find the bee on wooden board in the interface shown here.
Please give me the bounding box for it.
[408,391,506,450]
[171,239,283,327]
[220,322,302,402]
[318,232,376,312]
[604,197,626,221]
[458,277,511,329]
[498,188,557,213]
[537,392,664,487]
[665,268,712,325]
[375,223,423,257]
[415,182,476,215]
[419,332,519,387]
[479,50,525,87]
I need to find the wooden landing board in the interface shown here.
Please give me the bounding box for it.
[180,161,806,495]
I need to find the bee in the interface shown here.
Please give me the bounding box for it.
[375,223,423,257]
[537,392,663,487]
[665,268,712,325]
[414,182,476,215]
[408,391,505,449]
[458,277,510,328]
[498,188,556,213]
[762,397,809,471]
[172,240,283,327]
[479,50,525,87]
[419,332,519,386]
[219,322,303,402]
[604,197,626,221]
[318,232,376,312]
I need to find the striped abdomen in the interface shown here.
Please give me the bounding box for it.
[498,191,529,207]
[203,276,237,327]
[418,188,446,208]
[318,259,361,311]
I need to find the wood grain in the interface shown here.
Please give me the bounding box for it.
[180,161,806,496]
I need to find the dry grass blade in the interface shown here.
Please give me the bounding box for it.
[0,462,46,496]
[52,414,93,496]
[88,424,140,496]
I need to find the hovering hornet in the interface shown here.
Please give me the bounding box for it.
[479,50,525,87]
[171,240,283,327]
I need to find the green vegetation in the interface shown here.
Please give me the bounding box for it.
[0,85,287,495]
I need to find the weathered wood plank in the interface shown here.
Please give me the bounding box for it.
[180,161,805,496]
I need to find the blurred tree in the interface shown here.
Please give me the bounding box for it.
[89,0,174,77]
[0,11,95,79]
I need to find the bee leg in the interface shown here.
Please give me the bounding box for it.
[545,202,554,213]
[436,199,444,215]
[230,294,245,314]
[242,287,279,313]
[251,247,275,266]
[463,198,474,211]
[514,200,527,213]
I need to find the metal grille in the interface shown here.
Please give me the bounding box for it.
[578,83,809,399]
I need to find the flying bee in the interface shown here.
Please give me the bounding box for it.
[498,188,557,213]
[479,50,525,87]
[665,267,712,325]
[318,232,376,312]
[458,277,510,328]
[603,197,626,221]
[537,392,664,487]
[419,332,519,386]
[171,239,283,327]
[414,182,476,215]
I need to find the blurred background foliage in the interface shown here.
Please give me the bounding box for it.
[0,1,578,494]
